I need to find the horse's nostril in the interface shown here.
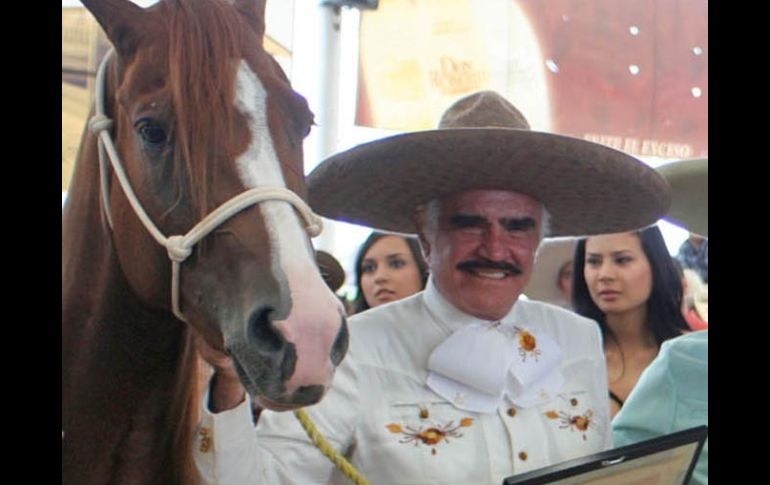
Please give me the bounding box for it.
[247,306,285,354]
[330,316,349,366]
[292,385,326,405]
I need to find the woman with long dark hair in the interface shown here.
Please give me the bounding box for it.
[352,231,429,314]
[572,225,689,417]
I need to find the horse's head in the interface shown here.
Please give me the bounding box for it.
[82,0,348,409]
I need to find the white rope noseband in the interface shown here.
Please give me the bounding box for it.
[90,50,323,321]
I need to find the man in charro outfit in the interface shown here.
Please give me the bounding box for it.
[192,91,671,484]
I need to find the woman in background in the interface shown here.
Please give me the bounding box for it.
[572,225,689,417]
[352,231,428,314]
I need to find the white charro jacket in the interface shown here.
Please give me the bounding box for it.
[194,279,612,484]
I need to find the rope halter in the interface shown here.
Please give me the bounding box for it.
[90,50,323,321]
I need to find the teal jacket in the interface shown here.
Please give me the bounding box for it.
[612,331,708,484]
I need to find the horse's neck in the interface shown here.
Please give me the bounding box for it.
[62,131,200,485]
[62,127,180,391]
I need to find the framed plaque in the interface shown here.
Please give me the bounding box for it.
[503,426,707,485]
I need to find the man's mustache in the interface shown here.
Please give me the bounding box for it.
[456,258,523,276]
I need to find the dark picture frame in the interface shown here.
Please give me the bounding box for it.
[503,426,707,485]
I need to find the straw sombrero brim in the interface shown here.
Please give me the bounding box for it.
[656,158,707,237]
[524,237,578,306]
[694,291,708,323]
[308,128,671,237]
[683,269,708,323]
[316,250,346,292]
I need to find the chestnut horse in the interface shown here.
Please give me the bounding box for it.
[62,1,348,483]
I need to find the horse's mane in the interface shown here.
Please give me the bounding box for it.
[151,7,314,478]
[163,2,246,483]
[166,0,243,221]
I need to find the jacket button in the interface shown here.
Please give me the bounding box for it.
[199,427,211,453]
[507,407,517,417]
[518,451,528,461]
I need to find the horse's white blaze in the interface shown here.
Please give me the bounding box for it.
[233,61,339,391]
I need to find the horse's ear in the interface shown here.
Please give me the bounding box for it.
[234,0,267,38]
[82,0,145,57]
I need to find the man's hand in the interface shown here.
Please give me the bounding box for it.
[194,335,246,413]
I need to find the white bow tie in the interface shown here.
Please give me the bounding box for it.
[426,321,564,414]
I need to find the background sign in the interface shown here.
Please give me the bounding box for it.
[355,0,707,159]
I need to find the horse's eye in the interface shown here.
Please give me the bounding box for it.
[137,121,168,146]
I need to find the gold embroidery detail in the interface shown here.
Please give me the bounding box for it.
[555,409,595,441]
[546,406,596,440]
[385,417,474,454]
[514,326,541,362]
[198,427,211,453]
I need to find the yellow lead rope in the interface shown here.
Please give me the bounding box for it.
[293,409,371,485]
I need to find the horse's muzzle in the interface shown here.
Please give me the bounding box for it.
[229,302,349,410]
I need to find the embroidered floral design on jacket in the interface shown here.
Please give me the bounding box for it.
[385,417,474,455]
[545,408,595,441]
[514,326,541,362]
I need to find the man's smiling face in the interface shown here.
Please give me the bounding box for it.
[417,190,544,321]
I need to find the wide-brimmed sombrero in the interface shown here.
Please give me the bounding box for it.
[524,237,578,308]
[655,157,707,237]
[683,269,708,323]
[308,91,670,237]
[315,250,346,292]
